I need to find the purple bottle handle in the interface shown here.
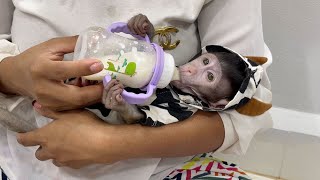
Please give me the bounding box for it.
[104,22,164,104]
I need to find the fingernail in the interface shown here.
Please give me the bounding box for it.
[33,102,42,109]
[90,62,104,72]
[16,134,23,144]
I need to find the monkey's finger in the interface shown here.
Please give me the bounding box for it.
[111,89,123,105]
[133,16,145,36]
[128,16,139,34]
[116,94,123,103]
[104,79,118,93]
[142,22,149,31]
[136,14,145,32]
[104,82,119,108]
[108,83,124,95]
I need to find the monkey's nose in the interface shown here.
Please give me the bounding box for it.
[180,65,197,76]
[186,66,197,75]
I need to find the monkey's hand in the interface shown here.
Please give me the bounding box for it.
[102,79,126,112]
[128,14,155,38]
[102,79,144,124]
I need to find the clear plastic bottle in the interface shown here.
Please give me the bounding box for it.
[73,22,178,104]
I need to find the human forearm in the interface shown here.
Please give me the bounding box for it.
[101,111,224,160]
[16,107,224,168]
[0,56,21,94]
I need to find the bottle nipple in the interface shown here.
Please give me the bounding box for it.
[171,67,180,81]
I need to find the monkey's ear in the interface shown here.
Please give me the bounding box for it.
[208,98,229,109]
[244,56,268,65]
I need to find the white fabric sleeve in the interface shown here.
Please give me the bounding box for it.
[197,0,273,155]
[0,40,20,62]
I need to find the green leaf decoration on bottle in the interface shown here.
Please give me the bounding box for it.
[105,62,117,72]
[124,62,136,76]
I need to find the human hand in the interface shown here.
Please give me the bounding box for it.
[128,14,155,37]
[0,36,104,111]
[102,79,127,112]
[66,77,99,87]
[16,108,123,169]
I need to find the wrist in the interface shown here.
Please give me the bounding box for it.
[0,56,19,94]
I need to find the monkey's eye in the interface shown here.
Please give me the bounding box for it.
[207,72,214,81]
[203,58,209,65]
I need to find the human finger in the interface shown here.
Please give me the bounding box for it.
[41,60,103,80]
[56,84,104,110]
[35,147,54,161]
[44,36,79,54]
[64,160,90,169]
[52,160,66,167]
[33,102,61,119]
[17,130,44,147]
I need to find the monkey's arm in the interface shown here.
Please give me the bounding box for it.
[127,14,155,37]
[115,103,145,124]
[103,79,145,124]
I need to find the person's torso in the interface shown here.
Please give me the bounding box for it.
[4,1,208,179]
[11,0,208,66]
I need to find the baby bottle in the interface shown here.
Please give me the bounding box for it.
[73,22,178,104]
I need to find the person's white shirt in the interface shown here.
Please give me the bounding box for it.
[0,0,273,179]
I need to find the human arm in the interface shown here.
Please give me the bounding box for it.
[17,107,224,168]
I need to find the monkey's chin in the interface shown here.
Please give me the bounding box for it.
[170,80,181,88]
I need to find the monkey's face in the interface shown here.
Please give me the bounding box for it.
[171,53,231,106]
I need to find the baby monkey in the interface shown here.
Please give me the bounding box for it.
[101,14,248,126]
